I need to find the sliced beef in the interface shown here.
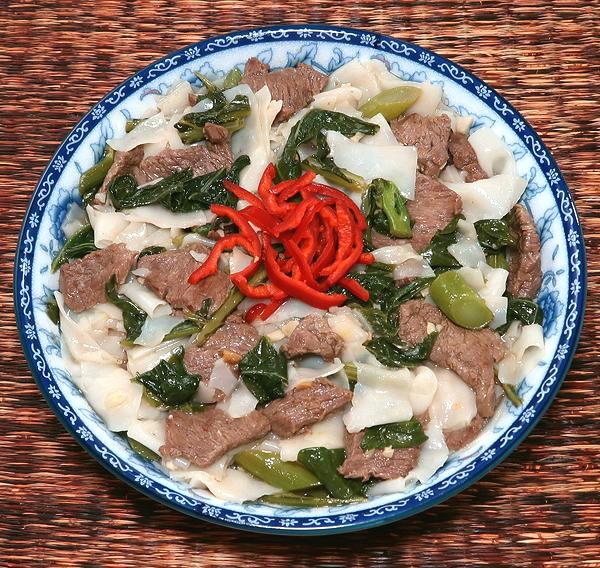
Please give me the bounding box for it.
[262,378,352,438]
[281,314,344,361]
[137,244,230,313]
[183,315,260,381]
[160,408,270,468]
[132,141,233,184]
[241,57,329,123]
[447,131,487,183]
[59,243,137,312]
[398,300,506,417]
[407,173,463,252]
[338,430,421,481]
[370,230,406,249]
[202,122,230,145]
[444,414,486,452]
[391,113,451,177]
[507,204,542,299]
[96,146,145,203]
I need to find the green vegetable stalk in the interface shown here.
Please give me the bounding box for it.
[261,489,365,507]
[362,178,412,239]
[135,347,200,406]
[79,146,115,204]
[138,246,167,260]
[223,67,243,90]
[343,363,358,390]
[50,225,97,272]
[46,297,60,326]
[365,331,438,368]
[239,337,288,404]
[497,380,523,407]
[359,86,422,120]
[127,436,161,461]
[233,451,321,491]
[297,448,365,499]
[496,298,544,335]
[277,109,379,180]
[105,275,147,345]
[360,418,428,450]
[163,299,212,341]
[429,271,493,329]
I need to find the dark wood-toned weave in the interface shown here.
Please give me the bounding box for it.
[1,1,598,566]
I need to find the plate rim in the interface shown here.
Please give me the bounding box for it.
[13,24,587,535]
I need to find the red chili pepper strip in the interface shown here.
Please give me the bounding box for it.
[311,209,337,275]
[271,170,316,195]
[358,252,375,265]
[320,205,354,277]
[230,273,281,299]
[259,297,287,321]
[282,238,319,288]
[324,226,365,286]
[272,197,317,236]
[245,303,267,324]
[239,206,279,234]
[223,180,264,209]
[258,163,277,194]
[305,182,366,230]
[210,204,261,254]
[264,236,347,310]
[188,234,254,284]
[339,277,370,302]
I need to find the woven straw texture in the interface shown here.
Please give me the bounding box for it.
[1,1,598,566]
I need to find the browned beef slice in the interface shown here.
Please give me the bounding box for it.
[96,146,145,203]
[59,243,137,312]
[444,414,486,452]
[370,230,406,249]
[132,142,233,184]
[338,431,421,481]
[241,57,329,123]
[203,122,230,145]
[407,173,463,252]
[447,131,488,182]
[281,314,344,362]
[262,378,352,438]
[507,204,542,299]
[391,113,451,177]
[137,244,230,313]
[160,408,270,467]
[398,300,506,418]
[183,315,260,381]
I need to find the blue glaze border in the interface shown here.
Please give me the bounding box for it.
[14,25,586,535]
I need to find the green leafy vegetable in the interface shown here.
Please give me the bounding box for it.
[277,109,379,180]
[163,299,212,341]
[362,178,412,239]
[46,297,60,325]
[421,215,463,268]
[105,275,147,344]
[474,216,518,252]
[175,94,251,145]
[135,347,199,406]
[297,447,365,499]
[498,380,522,407]
[138,246,167,259]
[365,332,438,368]
[79,146,115,204]
[223,67,242,90]
[234,451,320,491]
[239,337,288,404]
[51,225,97,272]
[194,267,267,346]
[360,418,428,450]
[496,298,544,335]
[343,362,358,390]
[125,119,142,133]
[486,251,509,270]
[108,155,250,213]
[128,436,161,461]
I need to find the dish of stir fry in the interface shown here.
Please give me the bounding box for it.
[50,57,545,506]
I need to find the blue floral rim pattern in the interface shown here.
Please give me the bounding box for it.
[14,25,586,535]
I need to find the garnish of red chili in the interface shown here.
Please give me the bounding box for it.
[188,163,373,320]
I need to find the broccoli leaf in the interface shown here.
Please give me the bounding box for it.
[360,418,428,450]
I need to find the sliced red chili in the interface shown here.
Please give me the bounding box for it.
[259,297,287,321]
[188,234,254,284]
[305,182,366,230]
[264,236,347,310]
[239,205,279,234]
[245,303,267,323]
[339,277,370,302]
[273,197,317,236]
[358,252,375,265]
[210,204,261,254]
[223,180,264,209]
[230,273,281,299]
[282,238,319,288]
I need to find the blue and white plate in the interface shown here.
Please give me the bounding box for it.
[14,25,586,535]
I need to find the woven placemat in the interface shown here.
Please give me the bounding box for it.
[1,2,598,566]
